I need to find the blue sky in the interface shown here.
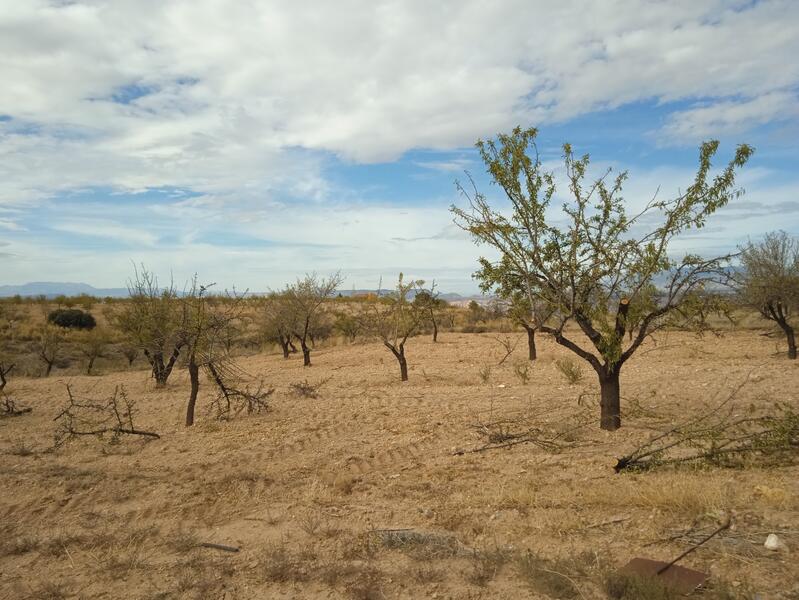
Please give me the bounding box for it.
[1,1,798,294]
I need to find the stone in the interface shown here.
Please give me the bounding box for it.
[764,533,786,551]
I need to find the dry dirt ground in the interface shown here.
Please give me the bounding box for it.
[1,331,798,599]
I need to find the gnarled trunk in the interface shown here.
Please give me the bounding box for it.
[186,354,199,426]
[598,368,621,431]
[146,346,182,387]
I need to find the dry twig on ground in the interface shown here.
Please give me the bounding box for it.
[457,402,595,454]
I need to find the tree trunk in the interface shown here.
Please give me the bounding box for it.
[279,337,290,359]
[399,351,408,382]
[432,317,438,343]
[86,356,95,375]
[186,355,199,426]
[385,342,409,381]
[299,338,311,366]
[44,360,53,377]
[524,325,537,361]
[779,321,797,360]
[599,369,621,431]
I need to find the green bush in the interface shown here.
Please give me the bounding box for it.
[47,308,96,330]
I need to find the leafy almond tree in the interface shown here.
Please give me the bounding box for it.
[452,126,753,430]
[738,231,799,359]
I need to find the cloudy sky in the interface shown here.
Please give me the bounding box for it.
[1,0,798,294]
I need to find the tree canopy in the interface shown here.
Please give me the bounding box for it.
[452,126,753,430]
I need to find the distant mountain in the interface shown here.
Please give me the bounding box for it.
[0,282,129,298]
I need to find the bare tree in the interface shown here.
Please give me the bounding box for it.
[121,344,138,367]
[261,293,297,358]
[414,281,447,342]
[116,266,187,387]
[182,278,270,426]
[453,126,753,430]
[361,274,426,381]
[283,273,343,366]
[34,324,65,377]
[333,311,361,343]
[77,327,112,375]
[738,231,799,359]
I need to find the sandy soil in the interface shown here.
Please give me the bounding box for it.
[1,331,797,599]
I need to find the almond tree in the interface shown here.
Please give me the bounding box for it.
[77,327,112,375]
[452,126,753,431]
[283,273,342,366]
[738,231,799,359]
[413,281,447,342]
[362,274,425,381]
[261,292,297,359]
[182,279,270,426]
[116,266,187,387]
[35,323,65,376]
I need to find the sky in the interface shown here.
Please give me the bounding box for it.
[1,0,798,294]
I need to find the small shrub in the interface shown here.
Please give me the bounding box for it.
[478,364,492,384]
[516,551,588,599]
[512,360,530,384]
[605,571,677,600]
[555,357,583,385]
[289,377,331,399]
[47,308,96,330]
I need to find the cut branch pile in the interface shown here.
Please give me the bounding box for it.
[615,382,798,472]
[53,385,159,446]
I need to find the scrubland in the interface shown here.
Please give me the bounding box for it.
[1,327,798,599]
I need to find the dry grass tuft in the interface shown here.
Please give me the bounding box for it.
[373,528,465,560]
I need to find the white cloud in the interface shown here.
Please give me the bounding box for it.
[662,92,799,142]
[1,0,798,207]
[1,1,798,290]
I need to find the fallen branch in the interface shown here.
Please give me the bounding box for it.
[457,403,594,455]
[53,385,159,447]
[207,361,272,420]
[615,377,798,472]
[199,542,240,553]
